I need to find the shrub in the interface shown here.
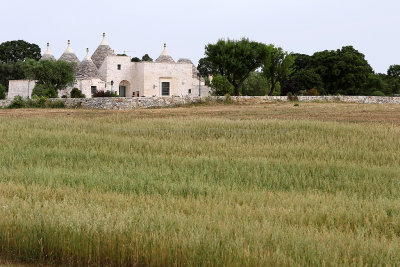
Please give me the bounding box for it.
[0,84,6,100]
[32,84,58,98]
[8,96,25,108]
[93,90,118,97]
[70,88,86,98]
[305,88,319,96]
[287,92,299,102]
[371,91,385,96]
[207,75,234,96]
[32,95,48,108]
[224,94,233,104]
[16,95,47,108]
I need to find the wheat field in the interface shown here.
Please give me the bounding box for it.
[0,102,399,266]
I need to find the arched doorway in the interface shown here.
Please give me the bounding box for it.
[119,80,130,97]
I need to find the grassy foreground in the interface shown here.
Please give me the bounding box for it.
[0,103,399,266]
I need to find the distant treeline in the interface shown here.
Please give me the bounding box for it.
[199,39,400,96]
[0,39,399,98]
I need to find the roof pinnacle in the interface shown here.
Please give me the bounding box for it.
[100,32,109,46]
[44,42,52,55]
[84,48,91,60]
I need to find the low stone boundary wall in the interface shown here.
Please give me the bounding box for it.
[230,96,400,104]
[1,96,400,110]
[0,99,12,108]
[297,96,400,104]
[59,97,204,109]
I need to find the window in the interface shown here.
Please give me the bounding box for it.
[117,64,121,70]
[188,89,192,94]
[162,82,170,96]
[91,86,97,96]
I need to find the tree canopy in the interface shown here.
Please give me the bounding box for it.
[0,40,41,63]
[23,59,76,92]
[281,47,385,96]
[141,54,153,62]
[262,46,295,96]
[198,38,270,96]
[388,65,400,78]
[311,46,373,95]
[131,57,141,62]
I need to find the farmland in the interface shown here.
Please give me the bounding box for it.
[0,102,400,266]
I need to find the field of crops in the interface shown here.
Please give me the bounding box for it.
[0,102,399,266]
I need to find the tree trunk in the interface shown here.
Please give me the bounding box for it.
[234,86,240,96]
[268,83,275,96]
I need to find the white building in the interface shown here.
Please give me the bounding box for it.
[8,33,210,99]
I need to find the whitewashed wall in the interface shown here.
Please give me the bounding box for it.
[7,80,36,99]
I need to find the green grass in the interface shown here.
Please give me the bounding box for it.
[0,104,399,266]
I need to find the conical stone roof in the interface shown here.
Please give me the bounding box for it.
[91,33,115,69]
[156,44,175,63]
[76,48,100,79]
[178,58,199,78]
[40,43,56,61]
[59,40,80,64]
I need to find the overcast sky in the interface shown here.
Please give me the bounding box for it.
[1,0,399,73]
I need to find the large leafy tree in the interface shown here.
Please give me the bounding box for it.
[262,46,295,96]
[198,38,270,96]
[0,62,25,89]
[0,40,41,63]
[282,54,323,95]
[311,46,373,95]
[22,59,76,92]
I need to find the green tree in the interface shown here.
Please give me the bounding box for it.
[311,46,373,95]
[32,84,58,98]
[0,40,41,63]
[292,53,312,70]
[141,54,153,62]
[284,53,324,95]
[0,62,25,89]
[293,69,324,94]
[206,75,234,96]
[362,74,387,95]
[198,38,270,96]
[131,57,141,62]
[240,71,269,96]
[387,65,400,77]
[27,60,76,92]
[387,65,400,95]
[262,46,295,96]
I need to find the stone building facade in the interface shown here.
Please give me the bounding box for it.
[8,34,210,99]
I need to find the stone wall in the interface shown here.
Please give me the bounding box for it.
[1,96,400,110]
[298,96,400,104]
[0,99,12,108]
